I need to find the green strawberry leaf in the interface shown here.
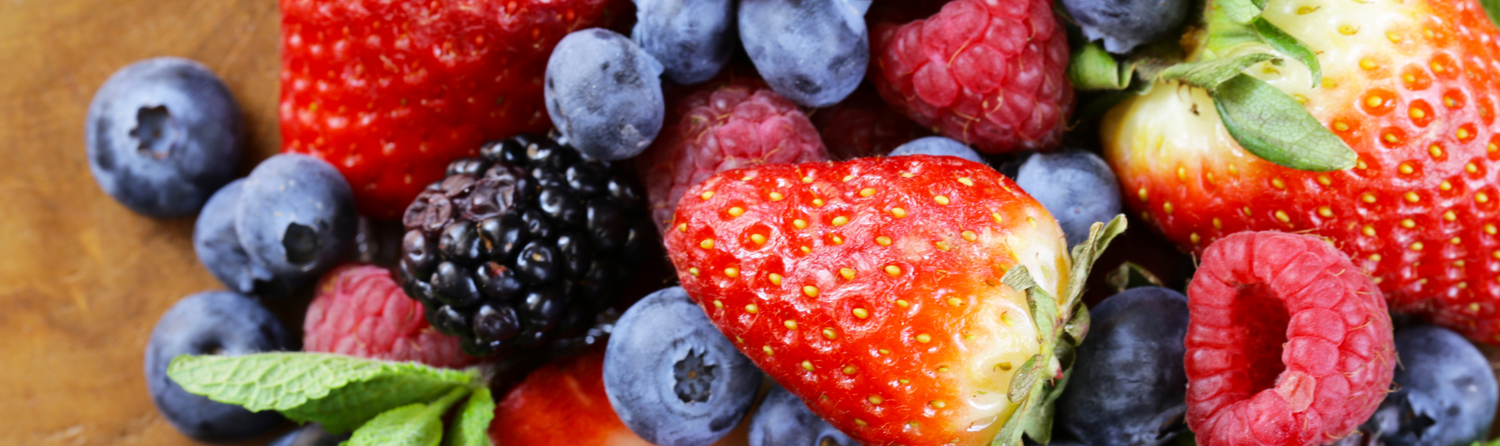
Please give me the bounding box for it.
[1003,265,1058,344]
[1158,53,1278,91]
[1105,262,1165,293]
[1008,354,1043,404]
[1212,74,1358,171]
[1067,42,1133,91]
[1063,216,1127,316]
[446,387,495,446]
[344,387,469,446]
[1219,0,1266,24]
[1063,304,1090,346]
[168,353,474,434]
[1482,0,1500,29]
[1252,18,1322,87]
[1020,366,1071,444]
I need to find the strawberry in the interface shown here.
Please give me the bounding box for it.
[487,346,749,446]
[488,347,653,446]
[1103,0,1500,343]
[664,156,1124,445]
[279,0,628,218]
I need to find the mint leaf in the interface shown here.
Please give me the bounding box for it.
[1158,53,1277,91]
[345,387,469,446]
[1252,18,1321,87]
[1213,74,1357,171]
[1219,0,1265,23]
[168,353,474,434]
[447,387,495,446]
[1068,43,1132,90]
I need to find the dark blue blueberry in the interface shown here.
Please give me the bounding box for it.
[747,384,854,446]
[888,137,986,165]
[145,291,291,442]
[1060,0,1188,54]
[604,287,760,446]
[1373,325,1497,446]
[86,57,243,218]
[267,423,347,446]
[1053,286,1189,446]
[738,0,868,107]
[545,29,665,161]
[632,0,735,85]
[235,154,356,284]
[1013,150,1122,247]
[193,179,289,296]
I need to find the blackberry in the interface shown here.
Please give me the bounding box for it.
[399,134,652,356]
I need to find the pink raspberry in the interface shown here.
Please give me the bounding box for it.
[810,84,931,160]
[636,77,828,232]
[304,264,478,369]
[1185,232,1396,446]
[869,0,1073,154]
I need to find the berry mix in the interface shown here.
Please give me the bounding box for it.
[90,0,1500,445]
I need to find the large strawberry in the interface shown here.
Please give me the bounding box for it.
[1104,0,1500,343]
[280,0,627,218]
[664,156,1124,445]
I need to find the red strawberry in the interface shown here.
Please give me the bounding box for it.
[280,0,628,218]
[868,0,1073,154]
[488,347,652,446]
[636,77,828,233]
[304,264,479,369]
[664,156,1123,445]
[1103,0,1500,343]
[1185,232,1394,446]
[487,347,749,446]
[811,83,932,160]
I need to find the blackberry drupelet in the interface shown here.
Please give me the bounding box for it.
[399,134,652,356]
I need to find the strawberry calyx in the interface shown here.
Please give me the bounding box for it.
[1067,0,1356,172]
[992,215,1126,445]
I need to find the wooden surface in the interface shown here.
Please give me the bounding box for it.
[0,2,756,445]
[0,0,284,444]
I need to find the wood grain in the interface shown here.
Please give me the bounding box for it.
[0,1,759,445]
[0,0,283,444]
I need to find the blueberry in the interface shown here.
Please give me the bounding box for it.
[747,384,854,446]
[193,179,292,296]
[604,287,761,446]
[268,423,347,446]
[235,154,357,283]
[1053,287,1189,445]
[739,0,868,107]
[632,0,735,85]
[545,29,666,161]
[86,57,243,218]
[145,291,291,442]
[1060,0,1188,54]
[1013,150,1122,247]
[1373,325,1497,446]
[888,137,986,165]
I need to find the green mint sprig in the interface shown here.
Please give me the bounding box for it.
[168,353,495,446]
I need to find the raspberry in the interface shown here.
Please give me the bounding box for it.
[635,77,828,232]
[869,0,1073,154]
[304,264,479,369]
[810,83,931,160]
[1185,232,1396,446]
